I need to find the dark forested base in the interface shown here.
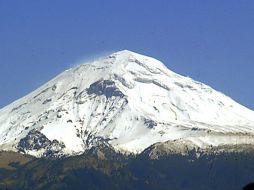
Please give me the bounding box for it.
[0,150,253,190]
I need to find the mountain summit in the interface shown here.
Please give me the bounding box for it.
[1,50,254,157]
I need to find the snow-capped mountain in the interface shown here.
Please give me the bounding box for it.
[0,50,254,157]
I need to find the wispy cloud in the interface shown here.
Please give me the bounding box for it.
[68,50,117,69]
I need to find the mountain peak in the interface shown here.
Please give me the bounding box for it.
[112,49,136,55]
[87,49,169,74]
[105,49,146,62]
[1,51,254,157]
[110,49,148,58]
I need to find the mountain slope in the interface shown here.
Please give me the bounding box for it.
[0,50,254,157]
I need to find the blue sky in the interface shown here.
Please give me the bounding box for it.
[0,0,254,110]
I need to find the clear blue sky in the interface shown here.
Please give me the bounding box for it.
[0,0,254,110]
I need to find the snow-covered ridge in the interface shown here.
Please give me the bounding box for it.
[0,50,254,157]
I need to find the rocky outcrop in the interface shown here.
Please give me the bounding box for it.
[17,130,65,157]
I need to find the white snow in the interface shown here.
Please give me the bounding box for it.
[0,50,254,157]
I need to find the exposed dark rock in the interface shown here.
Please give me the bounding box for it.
[144,119,157,129]
[51,84,57,91]
[87,80,124,98]
[33,87,51,99]
[42,98,52,104]
[11,103,27,112]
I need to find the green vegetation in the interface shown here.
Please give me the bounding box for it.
[0,150,253,190]
[0,151,33,170]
